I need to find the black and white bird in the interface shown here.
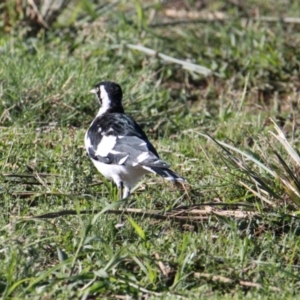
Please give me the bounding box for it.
[85,81,185,199]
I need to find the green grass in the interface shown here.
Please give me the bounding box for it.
[1,0,300,298]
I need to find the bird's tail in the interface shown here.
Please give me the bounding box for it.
[143,166,186,182]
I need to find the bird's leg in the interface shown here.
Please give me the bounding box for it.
[123,187,131,199]
[119,181,124,200]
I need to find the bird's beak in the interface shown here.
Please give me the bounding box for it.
[90,88,96,94]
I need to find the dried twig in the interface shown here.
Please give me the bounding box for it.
[28,0,49,28]
[3,173,59,177]
[194,272,281,291]
[154,253,169,276]
[19,205,259,230]
[20,208,205,229]
[150,16,300,27]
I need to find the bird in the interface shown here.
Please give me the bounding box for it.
[85,81,186,199]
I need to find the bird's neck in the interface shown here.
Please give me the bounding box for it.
[97,105,125,117]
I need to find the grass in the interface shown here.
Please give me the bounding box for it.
[1,0,300,298]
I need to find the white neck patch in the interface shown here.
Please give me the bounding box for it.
[97,85,111,116]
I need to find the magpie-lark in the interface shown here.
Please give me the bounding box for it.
[85,81,185,199]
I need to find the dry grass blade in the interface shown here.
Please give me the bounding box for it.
[194,273,281,292]
[202,133,275,177]
[270,119,300,166]
[150,15,300,27]
[273,152,300,206]
[3,0,71,33]
[197,132,273,175]
[154,253,169,276]
[202,121,300,208]
[28,0,49,28]
[239,181,276,206]
[274,151,300,192]
[126,44,213,76]
[201,132,280,203]
[3,173,58,177]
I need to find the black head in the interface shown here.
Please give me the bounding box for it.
[90,81,124,115]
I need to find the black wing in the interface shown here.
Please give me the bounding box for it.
[85,113,170,167]
[88,113,158,156]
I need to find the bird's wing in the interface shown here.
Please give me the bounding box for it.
[85,113,170,168]
[107,135,171,167]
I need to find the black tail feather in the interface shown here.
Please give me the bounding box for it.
[143,166,186,182]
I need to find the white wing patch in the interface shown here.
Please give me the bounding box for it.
[137,151,151,163]
[106,127,114,133]
[142,165,156,174]
[118,155,129,165]
[96,135,117,156]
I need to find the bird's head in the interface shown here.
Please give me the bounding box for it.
[90,81,124,115]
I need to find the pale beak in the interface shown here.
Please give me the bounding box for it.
[90,88,96,94]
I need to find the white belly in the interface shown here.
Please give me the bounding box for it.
[91,159,149,189]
